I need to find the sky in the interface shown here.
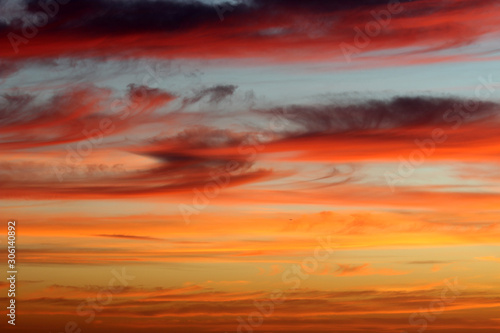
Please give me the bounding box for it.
[1,0,500,332]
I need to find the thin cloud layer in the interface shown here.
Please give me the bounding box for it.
[3,1,500,332]
[1,0,499,65]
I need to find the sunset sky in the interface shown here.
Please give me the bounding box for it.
[1,0,500,332]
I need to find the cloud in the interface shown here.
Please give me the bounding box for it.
[16,283,500,333]
[182,84,237,106]
[4,93,500,201]
[272,96,497,133]
[94,234,164,241]
[475,256,500,263]
[332,263,411,276]
[0,84,175,150]
[255,96,500,163]
[1,0,498,66]
[406,260,453,265]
